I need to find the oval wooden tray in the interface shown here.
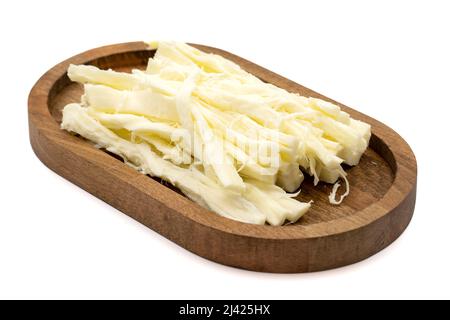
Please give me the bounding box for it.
[28,42,417,273]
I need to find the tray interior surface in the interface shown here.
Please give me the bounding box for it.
[48,50,395,227]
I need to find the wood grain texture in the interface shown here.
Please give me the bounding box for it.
[28,42,417,273]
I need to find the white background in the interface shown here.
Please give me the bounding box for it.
[1,0,449,299]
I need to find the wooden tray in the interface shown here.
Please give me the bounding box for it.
[28,42,417,273]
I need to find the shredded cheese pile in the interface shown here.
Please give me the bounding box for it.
[61,41,371,225]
